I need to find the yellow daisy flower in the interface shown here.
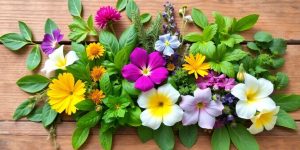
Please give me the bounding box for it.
[47,73,86,115]
[86,43,105,60]
[89,89,105,104]
[91,66,106,82]
[182,53,210,79]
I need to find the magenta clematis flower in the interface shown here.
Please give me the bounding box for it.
[122,47,169,92]
[95,6,121,28]
[180,88,224,129]
[41,29,63,55]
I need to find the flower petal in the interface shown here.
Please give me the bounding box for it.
[193,88,212,103]
[148,52,166,70]
[205,101,224,117]
[182,110,199,125]
[180,95,197,111]
[163,46,174,56]
[256,78,274,98]
[52,29,63,42]
[135,76,154,92]
[49,45,65,60]
[137,88,157,108]
[198,110,216,129]
[122,64,142,82]
[244,73,259,92]
[140,109,162,130]
[169,35,181,49]
[149,67,168,84]
[236,101,256,119]
[264,116,277,131]
[41,59,58,77]
[255,97,276,112]
[163,105,183,126]
[157,83,180,104]
[231,83,247,101]
[155,40,166,52]
[248,122,264,134]
[159,33,171,41]
[130,47,148,68]
[65,51,79,66]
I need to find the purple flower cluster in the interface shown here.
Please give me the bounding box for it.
[196,71,236,91]
[162,2,179,35]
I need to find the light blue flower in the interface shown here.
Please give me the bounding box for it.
[155,33,181,56]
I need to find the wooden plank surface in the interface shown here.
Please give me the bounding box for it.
[1,0,300,149]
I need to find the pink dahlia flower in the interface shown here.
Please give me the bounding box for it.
[95,6,121,28]
[180,88,224,129]
[122,47,169,92]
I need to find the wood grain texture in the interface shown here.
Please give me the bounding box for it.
[1,0,300,42]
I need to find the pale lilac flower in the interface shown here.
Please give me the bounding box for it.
[180,88,224,129]
[155,33,181,56]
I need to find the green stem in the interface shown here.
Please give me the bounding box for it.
[109,23,116,35]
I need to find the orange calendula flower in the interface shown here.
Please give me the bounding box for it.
[167,63,176,71]
[86,43,105,60]
[89,89,105,104]
[182,53,210,79]
[91,66,106,82]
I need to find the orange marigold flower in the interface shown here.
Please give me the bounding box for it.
[167,63,176,71]
[86,43,105,60]
[91,66,106,82]
[89,89,105,104]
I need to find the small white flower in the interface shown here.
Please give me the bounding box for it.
[41,45,79,77]
[155,33,181,56]
[183,15,193,23]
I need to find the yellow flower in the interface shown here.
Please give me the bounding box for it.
[182,53,210,79]
[167,63,176,71]
[91,66,106,82]
[86,43,105,60]
[47,73,86,115]
[89,89,105,104]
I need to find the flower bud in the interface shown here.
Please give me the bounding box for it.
[237,64,246,82]
[95,105,102,112]
[183,15,193,23]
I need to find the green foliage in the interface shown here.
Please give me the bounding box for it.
[270,38,287,55]
[99,30,119,54]
[68,0,82,17]
[100,73,113,95]
[140,13,152,23]
[126,0,139,20]
[99,125,113,150]
[276,109,297,129]
[13,99,36,120]
[137,126,153,143]
[254,31,273,42]
[45,18,58,34]
[211,126,230,150]
[172,68,197,95]
[232,14,259,32]
[116,0,128,11]
[42,103,58,127]
[153,125,175,150]
[19,21,33,41]
[272,94,300,112]
[179,125,198,148]
[119,25,137,51]
[102,96,131,123]
[67,60,91,82]
[126,107,142,126]
[0,33,29,51]
[77,111,101,128]
[71,42,88,63]
[72,127,90,149]
[27,107,43,122]
[183,32,202,42]
[75,100,96,111]
[16,75,49,93]
[26,45,41,71]
[191,8,208,28]
[69,16,97,43]
[275,72,289,89]
[122,80,140,95]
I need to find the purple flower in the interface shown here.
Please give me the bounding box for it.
[196,71,236,91]
[122,47,168,92]
[41,29,63,55]
[155,33,181,56]
[95,6,121,28]
[180,88,224,129]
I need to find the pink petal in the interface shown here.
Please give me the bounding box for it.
[148,52,166,69]
[130,47,148,69]
[182,110,199,126]
[149,67,168,84]
[204,101,224,117]
[198,110,216,129]
[121,64,142,82]
[135,76,154,92]
[194,88,212,103]
[180,95,197,111]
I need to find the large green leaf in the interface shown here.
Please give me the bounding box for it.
[116,0,128,11]
[191,8,208,28]
[16,75,49,93]
[137,126,153,143]
[272,94,300,112]
[27,107,43,122]
[75,99,96,111]
[276,109,297,129]
[190,41,216,59]
[26,45,41,71]
[72,127,90,149]
[77,111,101,128]
[42,103,58,127]
[202,24,218,42]
[234,14,259,32]
[220,61,235,77]
[153,125,175,150]
[223,49,248,62]
[44,18,58,34]
[179,125,198,148]
[99,30,119,54]
[114,47,131,70]
[126,107,142,127]
[0,33,28,51]
[254,31,273,42]
[19,21,32,41]
[13,99,36,120]
[67,60,91,82]
[126,0,139,20]
[68,0,82,17]
[211,127,230,150]
[119,25,137,51]
[183,32,202,42]
[100,73,113,95]
[99,127,113,150]
[122,80,140,96]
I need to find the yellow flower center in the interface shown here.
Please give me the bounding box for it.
[141,67,151,76]
[246,88,258,103]
[197,102,205,109]
[148,93,172,118]
[165,40,170,46]
[167,63,176,71]
[56,57,67,68]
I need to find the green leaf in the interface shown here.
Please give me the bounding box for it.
[276,109,297,129]
[227,124,259,150]
[275,72,289,89]
[213,12,226,32]
[71,42,88,63]
[202,24,218,42]
[45,18,58,34]
[126,0,139,20]
[254,31,273,42]
[127,107,142,126]
[119,25,137,51]
[99,30,119,54]
[190,41,216,59]
[68,0,82,17]
[191,8,208,28]
[99,127,113,150]
[114,47,131,70]
[16,75,49,93]
[220,61,235,77]
[247,42,260,51]
[122,80,140,95]
[272,58,285,68]
[221,37,235,48]
[68,16,91,43]
[153,125,175,150]
[42,103,58,127]
[272,94,300,112]
[223,49,248,62]
[72,127,90,149]
[137,126,153,143]
[270,38,286,55]
[179,125,198,148]
[234,14,259,32]
[19,21,32,41]
[67,60,91,82]
[77,111,101,128]
[100,73,113,95]
[27,107,43,122]
[209,61,222,72]
[183,32,202,42]
[13,99,36,120]
[231,34,244,44]
[141,13,152,24]
[211,127,230,150]
[116,0,128,11]
[75,100,96,111]
[0,33,28,51]
[26,45,41,71]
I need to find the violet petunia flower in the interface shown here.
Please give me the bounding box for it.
[41,29,63,55]
[180,88,224,129]
[155,33,181,56]
[122,47,168,92]
[95,6,121,28]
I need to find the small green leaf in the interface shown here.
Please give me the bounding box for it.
[272,58,285,68]
[75,100,96,111]
[191,8,208,28]
[223,49,248,62]
[99,127,113,150]
[122,79,140,95]
[71,42,88,63]
[77,111,101,128]
[227,124,259,150]
[116,0,128,11]
[183,32,202,42]
[202,24,218,42]
[234,14,259,32]
[114,47,131,70]
[140,13,152,23]
[137,126,153,143]
[27,107,43,122]
[213,12,226,32]
[190,41,216,59]
[275,72,289,90]
[45,18,58,34]
[0,33,28,51]
[119,25,137,51]
[220,61,235,78]
[276,109,297,129]
[127,107,142,126]
[179,125,198,148]
[16,75,49,93]
[26,45,41,71]
[231,34,244,44]
[67,60,91,82]
[68,0,82,17]
[254,31,273,42]
[19,21,32,41]
[100,73,113,95]
[126,0,139,20]
[247,42,260,51]
[42,103,58,127]
[270,38,286,55]
[211,127,230,150]
[153,125,175,150]
[72,127,90,149]
[272,94,300,112]
[99,30,119,54]
[13,99,36,120]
